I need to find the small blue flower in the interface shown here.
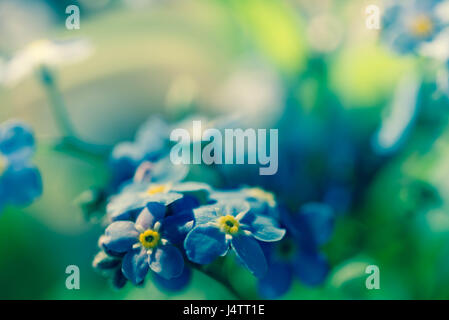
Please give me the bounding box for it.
[211,187,278,218]
[101,203,186,284]
[107,181,211,222]
[0,120,42,212]
[258,203,335,299]
[184,200,285,278]
[382,0,447,54]
[110,117,170,187]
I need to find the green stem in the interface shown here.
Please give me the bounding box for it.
[39,66,76,137]
[38,66,110,159]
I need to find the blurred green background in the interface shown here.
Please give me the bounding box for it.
[1,0,449,299]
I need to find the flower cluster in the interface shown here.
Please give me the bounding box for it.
[88,114,340,299]
[0,121,42,213]
[94,168,287,289]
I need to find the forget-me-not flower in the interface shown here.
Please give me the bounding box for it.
[0,121,42,212]
[258,203,335,299]
[101,202,186,284]
[184,200,285,278]
[211,187,278,218]
[382,0,447,54]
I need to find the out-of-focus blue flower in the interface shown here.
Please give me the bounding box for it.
[101,203,186,284]
[0,121,42,212]
[258,203,335,299]
[110,117,171,187]
[211,187,278,218]
[382,0,447,54]
[184,200,285,278]
[107,180,211,222]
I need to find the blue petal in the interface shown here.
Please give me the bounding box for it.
[184,224,228,264]
[258,262,293,299]
[149,245,184,280]
[0,121,35,163]
[144,191,184,206]
[249,215,285,242]
[122,247,150,285]
[0,165,42,206]
[292,250,329,286]
[107,191,148,221]
[152,265,191,292]
[220,200,250,217]
[161,210,194,244]
[167,195,200,214]
[103,221,139,253]
[109,142,143,187]
[231,233,267,278]
[192,205,218,226]
[296,203,335,247]
[135,202,166,230]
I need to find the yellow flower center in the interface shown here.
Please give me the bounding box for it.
[146,184,170,196]
[246,188,276,207]
[218,215,240,235]
[139,229,161,249]
[410,15,434,37]
[0,153,9,177]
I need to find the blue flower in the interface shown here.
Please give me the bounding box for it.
[101,203,186,284]
[110,117,170,187]
[0,120,42,212]
[211,187,278,218]
[94,246,192,291]
[382,0,447,54]
[258,203,335,299]
[184,200,285,278]
[107,181,211,222]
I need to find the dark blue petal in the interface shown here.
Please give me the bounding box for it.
[152,265,191,292]
[103,221,139,253]
[167,195,200,214]
[135,202,166,230]
[258,262,293,299]
[149,245,184,280]
[292,251,329,286]
[296,203,335,247]
[0,121,35,163]
[231,233,267,278]
[0,165,42,206]
[109,142,144,185]
[122,247,150,285]
[161,210,194,244]
[249,215,286,242]
[184,224,228,264]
